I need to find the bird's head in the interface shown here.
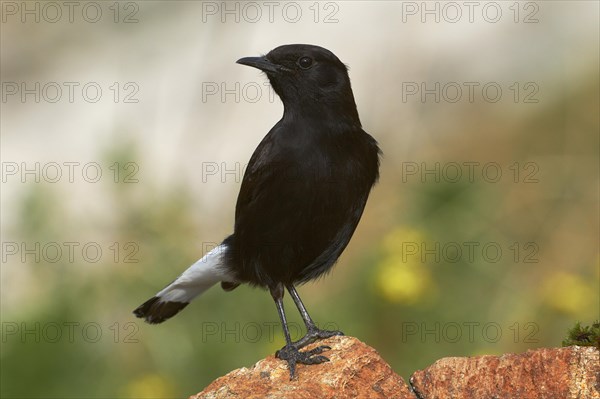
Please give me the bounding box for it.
[237,44,359,123]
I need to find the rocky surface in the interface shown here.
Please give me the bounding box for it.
[410,345,599,399]
[190,336,599,399]
[190,336,414,399]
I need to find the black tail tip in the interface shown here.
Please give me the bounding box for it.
[133,296,189,324]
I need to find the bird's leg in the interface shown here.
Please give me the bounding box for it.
[270,283,331,379]
[286,284,344,350]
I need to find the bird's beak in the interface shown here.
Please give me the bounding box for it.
[236,56,280,73]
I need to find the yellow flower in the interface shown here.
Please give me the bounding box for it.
[540,272,596,316]
[375,227,435,304]
[123,373,175,399]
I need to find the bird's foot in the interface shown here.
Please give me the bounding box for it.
[294,326,344,349]
[276,344,331,379]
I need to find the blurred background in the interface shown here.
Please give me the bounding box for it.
[1,1,598,397]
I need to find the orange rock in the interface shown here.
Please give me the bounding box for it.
[190,335,414,399]
[190,337,599,399]
[410,345,599,399]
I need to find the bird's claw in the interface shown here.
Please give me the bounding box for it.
[294,327,344,349]
[276,344,331,379]
[311,328,344,340]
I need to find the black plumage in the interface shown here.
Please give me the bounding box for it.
[134,44,381,379]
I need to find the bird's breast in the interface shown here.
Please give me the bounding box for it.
[229,124,379,287]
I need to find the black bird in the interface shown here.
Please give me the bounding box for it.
[134,44,381,379]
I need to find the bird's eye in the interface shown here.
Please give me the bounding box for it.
[298,56,313,69]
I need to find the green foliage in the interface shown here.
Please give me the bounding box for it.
[562,321,600,348]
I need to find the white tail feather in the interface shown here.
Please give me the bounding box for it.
[134,243,235,324]
[156,244,233,303]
